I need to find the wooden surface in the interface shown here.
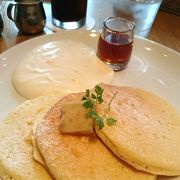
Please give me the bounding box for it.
[148,11,180,52]
[0,1,180,54]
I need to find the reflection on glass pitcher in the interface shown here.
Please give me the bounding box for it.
[7,0,46,35]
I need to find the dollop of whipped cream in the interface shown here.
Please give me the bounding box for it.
[13,40,114,99]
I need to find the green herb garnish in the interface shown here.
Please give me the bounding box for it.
[106,117,117,126]
[82,85,117,129]
[86,109,104,129]
[108,91,118,111]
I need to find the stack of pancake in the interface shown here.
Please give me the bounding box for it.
[0,84,180,180]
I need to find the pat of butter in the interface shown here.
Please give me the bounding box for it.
[60,102,94,135]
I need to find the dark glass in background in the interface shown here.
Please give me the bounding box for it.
[51,0,87,29]
[0,14,3,36]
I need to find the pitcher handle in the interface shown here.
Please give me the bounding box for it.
[7,3,16,22]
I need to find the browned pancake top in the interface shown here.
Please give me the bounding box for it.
[35,92,155,180]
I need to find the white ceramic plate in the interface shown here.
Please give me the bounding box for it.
[0,29,180,121]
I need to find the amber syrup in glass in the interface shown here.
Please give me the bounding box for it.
[97,34,133,64]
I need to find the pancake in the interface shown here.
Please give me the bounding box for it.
[94,84,180,176]
[35,93,155,180]
[0,94,63,180]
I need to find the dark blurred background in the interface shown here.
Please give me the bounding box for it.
[160,0,180,16]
